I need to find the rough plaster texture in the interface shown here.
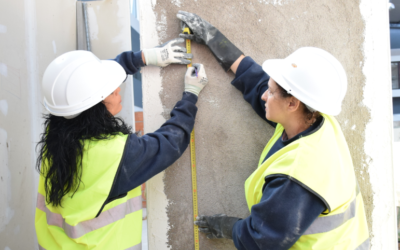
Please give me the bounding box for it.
[0,0,134,248]
[142,0,397,249]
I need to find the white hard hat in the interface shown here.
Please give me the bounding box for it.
[262,47,347,116]
[42,50,126,119]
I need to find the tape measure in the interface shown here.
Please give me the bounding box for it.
[183,26,200,250]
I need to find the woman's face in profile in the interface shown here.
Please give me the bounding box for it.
[103,87,122,116]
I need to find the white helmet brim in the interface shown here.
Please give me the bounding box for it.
[43,58,126,118]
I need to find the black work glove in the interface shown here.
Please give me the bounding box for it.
[177,11,243,72]
[194,214,241,239]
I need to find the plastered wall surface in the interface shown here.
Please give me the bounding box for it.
[0,0,134,248]
[393,140,400,205]
[141,0,396,249]
[360,0,397,248]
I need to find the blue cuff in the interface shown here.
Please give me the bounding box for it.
[133,51,145,67]
[182,92,198,105]
[232,220,244,249]
[235,56,257,78]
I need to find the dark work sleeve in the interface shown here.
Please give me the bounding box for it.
[112,51,145,75]
[109,92,198,198]
[231,57,276,127]
[232,177,326,250]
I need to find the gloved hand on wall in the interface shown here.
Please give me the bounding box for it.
[142,38,192,67]
[185,63,208,96]
[194,214,241,239]
[177,11,243,72]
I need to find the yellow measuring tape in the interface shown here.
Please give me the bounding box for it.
[183,26,200,250]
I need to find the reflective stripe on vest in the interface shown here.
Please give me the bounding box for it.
[355,239,370,250]
[244,115,369,249]
[125,244,143,250]
[39,243,142,250]
[303,184,360,235]
[36,193,141,239]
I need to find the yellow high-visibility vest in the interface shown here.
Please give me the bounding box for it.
[245,114,369,250]
[35,133,142,250]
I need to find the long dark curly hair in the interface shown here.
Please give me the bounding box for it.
[36,102,132,207]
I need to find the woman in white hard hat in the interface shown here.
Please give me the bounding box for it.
[178,11,369,250]
[35,38,209,250]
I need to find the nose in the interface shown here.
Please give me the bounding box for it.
[115,87,121,95]
[261,90,268,102]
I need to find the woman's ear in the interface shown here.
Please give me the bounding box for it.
[287,97,301,113]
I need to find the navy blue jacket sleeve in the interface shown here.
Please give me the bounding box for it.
[112,51,145,75]
[231,57,276,127]
[109,92,198,197]
[232,177,326,250]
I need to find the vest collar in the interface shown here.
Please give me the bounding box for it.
[281,116,325,145]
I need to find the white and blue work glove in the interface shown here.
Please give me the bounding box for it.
[185,63,208,96]
[142,38,192,67]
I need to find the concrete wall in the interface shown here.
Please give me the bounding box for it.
[141,0,397,249]
[0,0,133,248]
